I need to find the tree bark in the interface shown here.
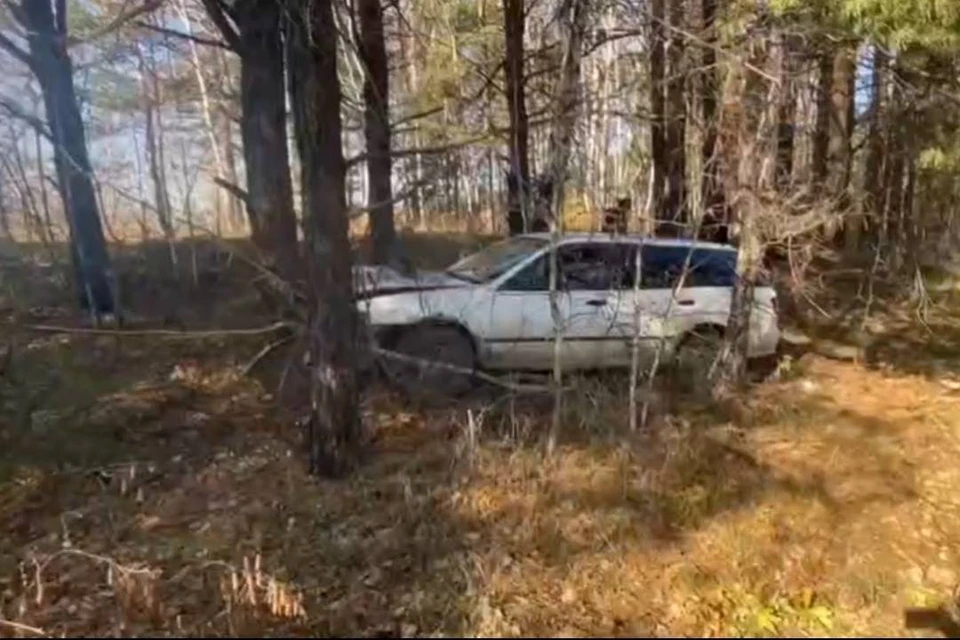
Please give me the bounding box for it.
[138,44,175,242]
[862,47,887,245]
[0,168,9,239]
[503,0,530,234]
[357,0,396,264]
[810,45,832,191]
[700,0,725,239]
[662,0,687,234]
[829,45,856,197]
[21,0,114,315]
[775,32,796,192]
[287,0,362,478]
[649,0,666,233]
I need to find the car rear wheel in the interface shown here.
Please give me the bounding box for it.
[672,325,725,394]
[380,324,477,398]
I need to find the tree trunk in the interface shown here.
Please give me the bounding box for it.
[22,0,114,315]
[138,46,175,242]
[0,170,9,239]
[234,0,300,281]
[716,34,774,394]
[503,0,530,234]
[862,47,887,245]
[829,44,856,245]
[649,0,666,231]
[775,32,796,192]
[218,51,244,229]
[357,0,396,264]
[700,0,725,239]
[287,0,362,478]
[544,0,588,456]
[810,46,832,191]
[662,0,687,234]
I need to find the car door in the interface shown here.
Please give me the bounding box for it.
[614,244,691,361]
[621,244,735,353]
[479,242,636,371]
[557,242,638,369]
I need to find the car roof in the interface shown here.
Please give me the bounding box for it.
[518,232,737,252]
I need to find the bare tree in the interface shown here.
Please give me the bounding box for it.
[287,0,362,477]
[0,0,119,315]
[503,0,531,234]
[202,0,300,281]
[356,0,397,265]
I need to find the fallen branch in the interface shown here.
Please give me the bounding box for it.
[242,335,295,376]
[373,346,560,394]
[13,321,295,340]
[0,618,47,636]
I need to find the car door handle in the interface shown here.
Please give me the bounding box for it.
[586,299,608,307]
[677,299,695,307]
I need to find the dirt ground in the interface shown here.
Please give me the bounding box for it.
[1,235,959,637]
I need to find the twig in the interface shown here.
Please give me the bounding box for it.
[0,618,47,637]
[13,321,295,339]
[242,335,295,376]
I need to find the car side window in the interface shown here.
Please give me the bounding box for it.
[641,245,686,289]
[499,243,638,292]
[500,255,549,291]
[641,246,739,289]
[688,249,737,287]
[559,243,636,291]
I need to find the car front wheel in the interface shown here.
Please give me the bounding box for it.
[379,324,477,399]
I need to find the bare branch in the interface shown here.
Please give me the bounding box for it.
[212,176,249,205]
[346,134,491,168]
[0,97,51,140]
[14,321,296,339]
[133,20,232,50]
[198,0,240,51]
[0,31,34,71]
[66,0,164,47]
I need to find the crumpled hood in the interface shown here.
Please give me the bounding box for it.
[353,264,468,300]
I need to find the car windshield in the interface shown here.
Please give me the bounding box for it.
[446,236,549,283]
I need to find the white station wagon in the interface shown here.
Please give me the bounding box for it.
[355,233,780,395]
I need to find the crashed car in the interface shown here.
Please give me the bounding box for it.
[354,233,780,396]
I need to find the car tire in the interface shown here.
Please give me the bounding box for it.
[380,324,477,399]
[672,325,725,394]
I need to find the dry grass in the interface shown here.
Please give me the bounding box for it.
[1,236,959,637]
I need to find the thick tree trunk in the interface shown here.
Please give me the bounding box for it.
[699,0,725,239]
[22,0,114,315]
[649,0,666,228]
[235,0,300,281]
[544,0,588,456]
[357,0,396,264]
[287,0,362,478]
[829,44,856,245]
[503,0,530,234]
[775,32,796,192]
[810,46,832,191]
[863,47,887,245]
[662,0,687,234]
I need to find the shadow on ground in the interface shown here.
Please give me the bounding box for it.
[2,236,959,636]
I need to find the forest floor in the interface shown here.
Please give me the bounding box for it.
[1,234,960,637]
